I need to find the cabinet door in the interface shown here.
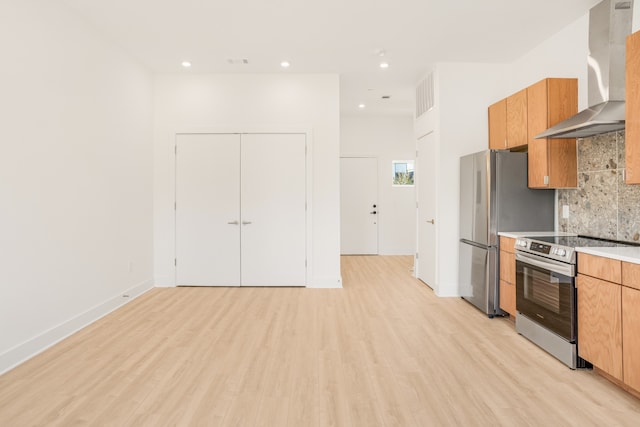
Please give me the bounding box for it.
[623,286,640,391]
[506,89,527,148]
[488,99,507,149]
[175,134,241,286]
[499,280,516,315]
[241,134,306,287]
[627,30,640,184]
[546,79,578,188]
[527,78,578,188]
[577,274,623,380]
[527,80,549,188]
[499,250,515,283]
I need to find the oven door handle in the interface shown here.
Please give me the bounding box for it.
[515,252,575,277]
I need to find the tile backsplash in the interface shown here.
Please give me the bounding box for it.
[557,131,640,243]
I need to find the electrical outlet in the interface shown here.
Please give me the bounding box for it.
[562,205,570,219]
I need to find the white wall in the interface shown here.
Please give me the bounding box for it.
[0,0,154,373]
[153,74,341,288]
[340,115,416,255]
[509,15,590,110]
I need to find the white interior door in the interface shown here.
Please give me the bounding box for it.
[340,157,378,255]
[240,134,306,286]
[175,134,241,286]
[417,133,437,289]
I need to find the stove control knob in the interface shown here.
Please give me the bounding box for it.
[557,248,567,257]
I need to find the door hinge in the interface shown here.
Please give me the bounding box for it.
[175,145,177,155]
[305,259,307,267]
[415,253,419,259]
[174,202,177,210]
[174,258,177,266]
[416,150,419,158]
[416,201,419,208]
[544,175,549,185]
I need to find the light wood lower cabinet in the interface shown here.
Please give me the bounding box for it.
[499,236,516,317]
[623,286,640,391]
[577,274,623,381]
[578,253,640,395]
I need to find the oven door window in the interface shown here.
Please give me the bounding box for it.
[516,260,574,341]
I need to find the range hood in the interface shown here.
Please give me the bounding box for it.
[536,0,633,139]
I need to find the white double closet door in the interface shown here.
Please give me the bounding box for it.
[176,133,306,287]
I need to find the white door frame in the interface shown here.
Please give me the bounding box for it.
[170,127,313,287]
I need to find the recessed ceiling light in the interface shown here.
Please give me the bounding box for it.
[380,62,389,69]
[281,61,290,68]
[181,61,192,68]
[358,104,366,109]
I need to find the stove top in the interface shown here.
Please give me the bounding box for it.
[530,235,632,248]
[514,235,635,264]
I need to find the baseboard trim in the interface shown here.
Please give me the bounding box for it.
[309,276,343,288]
[0,279,154,376]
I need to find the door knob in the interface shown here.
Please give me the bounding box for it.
[427,219,435,224]
[242,221,252,225]
[227,220,239,225]
[370,211,377,215]
[372,204,377,208]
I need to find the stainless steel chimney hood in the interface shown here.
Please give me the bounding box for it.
[536,0,633,139]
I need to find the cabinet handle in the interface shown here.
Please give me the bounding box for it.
[242,221,252,225]
[427,219,435,224]
[227,221,239,225]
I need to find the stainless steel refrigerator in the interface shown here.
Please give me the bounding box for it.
[458,150,554,317]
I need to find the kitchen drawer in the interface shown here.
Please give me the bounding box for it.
[578,253,622,284]
[623,262,640,290]
[500,236,516,254]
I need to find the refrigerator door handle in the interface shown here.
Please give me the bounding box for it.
[460,239,492,250]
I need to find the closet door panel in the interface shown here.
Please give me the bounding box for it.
[241,134,306,286]
[175,134,241,286]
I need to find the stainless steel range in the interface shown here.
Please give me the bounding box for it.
[513,235,631,369]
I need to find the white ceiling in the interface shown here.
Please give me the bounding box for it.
[59,0,600,116]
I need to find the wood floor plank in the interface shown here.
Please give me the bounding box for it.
[1,256,640,426]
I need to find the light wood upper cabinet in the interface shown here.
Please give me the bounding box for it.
[527,78,578,189]
[506,90,528,149]
[488,99,507,149]
[626,30,640,184]
[487,94,526,150]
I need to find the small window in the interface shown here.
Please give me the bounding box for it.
[392,160,414,186]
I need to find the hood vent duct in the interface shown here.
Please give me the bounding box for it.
[536,0,633,139]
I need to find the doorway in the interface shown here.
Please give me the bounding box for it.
[416,133,437,289]
[340,157,378,255]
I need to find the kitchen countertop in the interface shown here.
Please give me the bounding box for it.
[497,231,577,239]
[576,246,640,265]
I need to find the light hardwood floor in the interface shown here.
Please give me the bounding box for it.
[1,256,640,426]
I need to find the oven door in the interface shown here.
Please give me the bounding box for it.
[515,252,576,342]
